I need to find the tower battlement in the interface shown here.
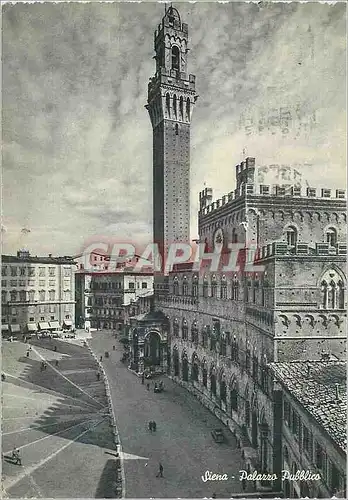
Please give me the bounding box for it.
[198,157,346,217]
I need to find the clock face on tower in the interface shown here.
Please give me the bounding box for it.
[213,227,224,250]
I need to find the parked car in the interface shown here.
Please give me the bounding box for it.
[38,330,51,338]
[211,428,225,443]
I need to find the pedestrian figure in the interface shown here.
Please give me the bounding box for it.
[100,356,103,362]
[55,360,59,367]
[97,372,100,381]
[154,383,158,392]
[12,448,22,466]
[212,494,217,499]
[26,350,30,357]
[54,346,57,352]
[148,421,153,432]
[44,362,47,370]
[1,373,6,381]
[146,383,150,390]
[113,345,116,351]
[156,463,163,478]
[152,421,157,432]
[40,362,44,371]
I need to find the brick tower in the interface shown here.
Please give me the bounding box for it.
[146,6,197,259]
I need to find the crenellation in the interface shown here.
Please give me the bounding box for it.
[199,181,346,219]
[257,241,347,260]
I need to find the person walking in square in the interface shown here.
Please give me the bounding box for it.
[152,421,156,432]
[156,462,163,478]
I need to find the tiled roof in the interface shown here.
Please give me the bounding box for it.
[269,361,347,452]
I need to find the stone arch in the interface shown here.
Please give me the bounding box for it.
[191,320,199,343]
[191,352,199,382]
[171,45,180,71]
[182,349,189,381]
[219,369,227,403]
[172,93,177,118]
[172,345,179,377]
[165,93,170,118]
[179,95,184,120]
[173,317,179,337]
[210,363,217,396]
[202,357,208,387]
[186,97,190,121]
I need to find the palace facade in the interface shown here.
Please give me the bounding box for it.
[129,5,347,495]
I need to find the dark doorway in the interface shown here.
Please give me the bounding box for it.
[144,332,161,366]
[173,350,179,376]
[182,357,188,381]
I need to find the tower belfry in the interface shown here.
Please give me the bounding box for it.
[146,6,197,257]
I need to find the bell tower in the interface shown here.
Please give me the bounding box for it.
[146,5,197,258]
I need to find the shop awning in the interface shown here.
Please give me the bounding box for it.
[63,320,73,326]
[10,324,21,333]
[27,323,37,332]
[49,321,60,330]
[39,322,50,330]
[1,324,9,332]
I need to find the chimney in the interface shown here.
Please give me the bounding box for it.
[48,254,52,258]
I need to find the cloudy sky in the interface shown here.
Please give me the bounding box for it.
[2,0,346,257]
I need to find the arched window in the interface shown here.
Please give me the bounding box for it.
[220,373,227,402]
[179,96,183,120]
[191,355,199,382]
[219,333,227,356]
[326,227,337,247]
[232,275,239,300]
[182,319,188,340]
[171,46,180,71]
[231,335,239,363]
[211,275,217,298]
[173,277,179,295]
[201,326,208,347]
[173,94,177,118]
[232,228,238,243]
[182,276,188,296]
[165,93,170,118]
[320,268,345,310]
[192,275,198,297]
[337,280,345,309]
[191,321,199,343]
[182,353,189,381]
[286,226,297,247]
[186,98,190,121]
[173,318,179,337]
[203,276,209,298]
[321,280,328,309]
[221,275,227,299]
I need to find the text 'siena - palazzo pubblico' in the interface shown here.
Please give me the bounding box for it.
[128,6,347,499]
